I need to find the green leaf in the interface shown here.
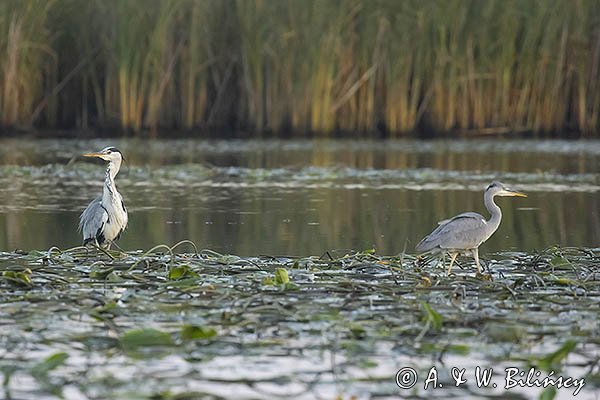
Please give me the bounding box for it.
[358,359,378,369]
[2,269,32,286]
[168,265,196,280]
[94,301,118,314]
[283,282,299,290]
[349,323,366,339]
[120,328,174,350]
[180,325,217,340]
[539,386,557,400]
[446,344,471,355]
[163,277,202,288]
[421,302,443,331]
[553,277,576,286]
[89,266,114,279]
[274,268,290,285]
[550,255,570,268]
[538,340,577,372]
[262,276,274,285]
[31,352,68,377]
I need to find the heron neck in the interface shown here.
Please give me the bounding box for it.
[103,160,120,201]
[484,190,502,229]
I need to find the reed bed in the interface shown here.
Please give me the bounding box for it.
[0,0,598,136]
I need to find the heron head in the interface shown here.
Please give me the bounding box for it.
[83,147,123,163]
[486,181,527,197]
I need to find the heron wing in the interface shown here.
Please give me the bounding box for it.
[437,212,484,225]
[79,196,108,244]
[416,212,487,252]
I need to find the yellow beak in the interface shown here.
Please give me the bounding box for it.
[510,191,527,198]
[83,152,105,159]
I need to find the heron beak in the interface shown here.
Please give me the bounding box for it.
[508,190,527,198]
[83,152,106,159]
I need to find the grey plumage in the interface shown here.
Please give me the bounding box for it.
[79,196,107,243]
[417,212,489,252]
[79,147,128,249]
[416,181,526,274]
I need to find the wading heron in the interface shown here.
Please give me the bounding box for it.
[416,181,526,274]
[79,147,128,249]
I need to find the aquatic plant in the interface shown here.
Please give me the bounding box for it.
[0,244,597,397]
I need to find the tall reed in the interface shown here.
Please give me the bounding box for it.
[0,0,57,128]
[0,0,598,136]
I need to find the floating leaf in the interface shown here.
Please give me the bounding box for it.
[358,359,378,369]
[168,265,196,280]
[90,266,114,279]
[94,301,118,314]
[31,352,68,377]
[262,276,274,285]
[2,270,32,286]
[349,323,366,339]
[180,325,217,340]
[553,277,577,286]
[163,277,202,289]
[550,255,571,268]
[421,302,443,331]
[539,386,557,400]
[537,340,577,372]
[120,329,174,350]
[274,268,289,285]
[446,344,471,355]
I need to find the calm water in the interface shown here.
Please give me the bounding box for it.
[0,138,599,254]
[2,138,599,400]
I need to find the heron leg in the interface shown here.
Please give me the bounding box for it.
[473,248,482,274]
[447,252,458,275]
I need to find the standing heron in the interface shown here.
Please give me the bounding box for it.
[416,181,526,274]
[79,147,128,249]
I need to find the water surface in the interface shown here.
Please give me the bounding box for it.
[0,138,598,255]
[1,138,599,399]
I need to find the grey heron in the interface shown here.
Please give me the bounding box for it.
[416,181,526,274]
[79,147,128,249]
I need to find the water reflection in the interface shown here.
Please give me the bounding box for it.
[0,138,598,254]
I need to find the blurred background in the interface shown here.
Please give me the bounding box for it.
[0,0,599,253]
[0,0,598,137]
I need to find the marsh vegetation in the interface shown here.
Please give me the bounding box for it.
[1,244,598,399]
[0,0,598,136]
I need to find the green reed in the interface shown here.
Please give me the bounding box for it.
[0,0,598,136]
[0,0,57,128]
